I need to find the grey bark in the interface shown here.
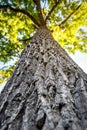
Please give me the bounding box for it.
[0,27,87,130]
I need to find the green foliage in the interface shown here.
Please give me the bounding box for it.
[0,64,15,84]
[50,2,87,53]
[0,10,34,62]
[0,0,87,83]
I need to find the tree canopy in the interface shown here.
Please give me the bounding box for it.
[0,0,87,84]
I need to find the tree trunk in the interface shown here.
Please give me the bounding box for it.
[0,26,87,130]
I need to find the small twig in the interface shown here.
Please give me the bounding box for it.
[59,4,81,27]
[43,0,47,10]
[0,4,40,28]
[42,0,47,15]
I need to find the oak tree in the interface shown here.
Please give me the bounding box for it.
[0,0,87,130]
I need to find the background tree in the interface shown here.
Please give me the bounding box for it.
[0,0,87,130]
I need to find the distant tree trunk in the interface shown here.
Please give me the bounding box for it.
[0,26,87,130]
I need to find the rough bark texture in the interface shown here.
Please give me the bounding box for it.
[0,27,87,130]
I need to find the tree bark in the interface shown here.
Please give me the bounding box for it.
[0,26,87,130]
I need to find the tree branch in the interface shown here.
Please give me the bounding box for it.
[18,37,32,42]
[59,4,81,27]
[45,0,61,22]
[0,4,40,27]
[33,0,45,26]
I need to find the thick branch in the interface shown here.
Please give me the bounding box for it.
[0,4,40,27]
[33,0,45,26]
[45,0,61,22]
[59,4,81,27]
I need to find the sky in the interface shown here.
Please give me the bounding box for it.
[0,51,87,93]
[69,51,87,74]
